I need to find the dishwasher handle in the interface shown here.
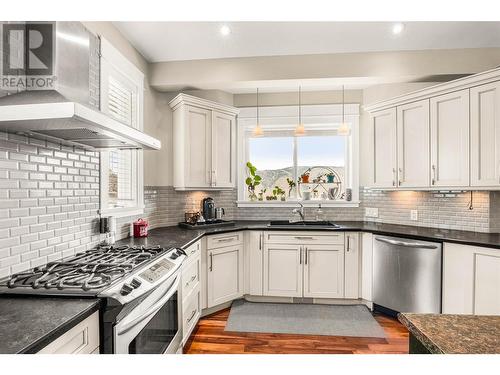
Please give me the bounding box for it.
[374,237,439,249]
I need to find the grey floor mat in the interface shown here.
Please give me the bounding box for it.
[225,300,386,338]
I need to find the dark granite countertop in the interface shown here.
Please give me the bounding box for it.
[0,296,101,354]
[398,313,500,354]
[116,220,500,250]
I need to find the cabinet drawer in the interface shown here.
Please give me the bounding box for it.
[207,232,243,249]
[265,231,345,245]
[184,240,201,259]
[38,311,99,354]
[182,285,201,343]
[182,254,200,301]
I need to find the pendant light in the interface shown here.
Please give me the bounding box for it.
[338,85,351,136]
[295,86,306,136]
[253,88,264,137]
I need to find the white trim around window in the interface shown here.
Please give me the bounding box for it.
[236,103,360,208]
[99,37,145,218]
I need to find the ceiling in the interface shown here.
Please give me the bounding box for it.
[114,21,500,63]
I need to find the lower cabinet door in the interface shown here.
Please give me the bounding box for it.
[443,243,500,315]
[182,286,201,344]
[303,244,345,299]
[263,244,303,297]
[247,231,264,296]
[207,245,243,308]
[37,311,99,354]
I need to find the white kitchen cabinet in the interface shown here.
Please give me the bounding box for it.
[303,244,344,298]
[207,244,244,308]
[169,93,239,190]
[263,244,303,297]
[443,243,500,315]
[370,108,397,188]
[344,233,360,299]
[430,89,470,187]
[397,99,430,188]
[38,311,99,354]
[470,81,500,187]
[246,231,264,296]
[360,232,373,302]
[212,111,236,188]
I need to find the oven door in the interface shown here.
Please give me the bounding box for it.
[114,272,182,354]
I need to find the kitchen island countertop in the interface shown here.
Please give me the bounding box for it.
[398,313,500,354]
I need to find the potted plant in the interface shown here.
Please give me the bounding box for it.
[258,189,266,201]
[326,172,335,183]
[245,162,262,201]
[301,171,310,183]
[273,186,286,201]
[286,177,296,198]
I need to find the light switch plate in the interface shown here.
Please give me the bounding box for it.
[411,210,418,221]
[365,207,379,218]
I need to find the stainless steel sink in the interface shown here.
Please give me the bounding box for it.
[268,220,340,228]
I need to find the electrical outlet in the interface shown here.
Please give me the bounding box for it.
[365,207,379,218]
[411,210,418,221]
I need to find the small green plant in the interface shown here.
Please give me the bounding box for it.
[245,162,262,201]
[273,186,285,201]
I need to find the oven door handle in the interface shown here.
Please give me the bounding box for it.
[116,274,180,336]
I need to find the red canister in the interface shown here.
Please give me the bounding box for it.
[133,218,148,237]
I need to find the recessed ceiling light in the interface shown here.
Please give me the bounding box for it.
[220,25,231,36]
[392,22,405,35]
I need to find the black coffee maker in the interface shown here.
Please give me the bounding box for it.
[201,197,216,222]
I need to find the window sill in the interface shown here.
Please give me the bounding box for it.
[236,200,360,208]
[99,206,144,218]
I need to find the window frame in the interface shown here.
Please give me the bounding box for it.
[236,103,360,207]
[99,38,145,218]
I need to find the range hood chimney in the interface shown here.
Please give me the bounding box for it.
[0,22,161,150]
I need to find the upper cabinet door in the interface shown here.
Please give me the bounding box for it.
[470,82,500,187]
[397,100,430,188]
[430,89,470,187]
[183,105,212,188]
[212,111,236,188]
[371,108,397,188]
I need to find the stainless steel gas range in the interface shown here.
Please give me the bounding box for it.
[0,244,186,354]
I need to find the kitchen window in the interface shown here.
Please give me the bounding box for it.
[99,38,144,217]
[237,104,359,207]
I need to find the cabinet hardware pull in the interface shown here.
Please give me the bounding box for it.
[212,170,217,186]
[299,247,302,264]
[259,233,263,250]
[393,168,397,186]
[305,247,308,265]
[294,236,314,240]
[218,237,234,242]
[185,274,196,287]
[187,309,197,323]
[346,236,350,252]
[432,164,436,185]
[209,253,213,271]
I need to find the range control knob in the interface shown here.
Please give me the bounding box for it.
[169,252,179,260]
[130,278,142,289]
[120,283,134,296]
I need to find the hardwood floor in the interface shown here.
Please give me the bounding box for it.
[184,308,409,354]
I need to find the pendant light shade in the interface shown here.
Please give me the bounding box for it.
[253,88,264,136]
[338,85,351,136]
[295,86,306,136]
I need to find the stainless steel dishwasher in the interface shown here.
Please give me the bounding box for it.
[373,235,442,315]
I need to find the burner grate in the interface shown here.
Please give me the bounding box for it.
[5,244,169,291]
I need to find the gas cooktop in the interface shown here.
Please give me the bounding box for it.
[0,244,186,302]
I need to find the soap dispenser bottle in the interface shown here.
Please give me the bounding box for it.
[315,204,324,221]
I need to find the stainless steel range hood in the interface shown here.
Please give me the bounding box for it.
[0,22,161,150]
